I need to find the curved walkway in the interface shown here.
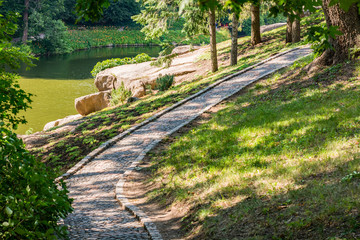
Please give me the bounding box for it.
[64,47,312,239]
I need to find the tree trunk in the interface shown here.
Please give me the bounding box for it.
[230,12,238,66]
[321,0,360,63]
[292,14,301,43]
[286,16,292,43]
[22,0,30,44]
[209,8,218,72]
[251,4,261,46]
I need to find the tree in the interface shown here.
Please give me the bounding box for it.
[61,0,141,26]
[291,13,301,42]
[209,6,218,71]
[320,0,360,64]
[0,0,70,54]
[132,0,221,72]
[231,11,239,65]
[269,0,309,43]
[250,1,261,45]
[22,0,29,44]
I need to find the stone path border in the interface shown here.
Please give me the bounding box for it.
[62,46,312,240]
[55,46,306,184]
[115,46,313,240]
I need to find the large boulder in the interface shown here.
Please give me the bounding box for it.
[128,80,146,98]
[75,91,111,116]
[95,74,117,91]
[43,114,83,131]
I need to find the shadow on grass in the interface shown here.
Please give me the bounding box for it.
[148,60,360,239]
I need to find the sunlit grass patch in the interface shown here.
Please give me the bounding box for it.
[146,58,360,239]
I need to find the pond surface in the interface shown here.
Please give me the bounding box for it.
[16,46,160,134]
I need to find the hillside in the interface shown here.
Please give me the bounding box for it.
[126,55,360,239]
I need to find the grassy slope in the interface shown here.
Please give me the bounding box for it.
[29,21,309,176]
[144,57,360,239]
[66,27,230,50]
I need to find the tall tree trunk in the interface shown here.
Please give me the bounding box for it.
[286,16,293,43]
[230,12,238,66]
[251,3,261,46]
[321,0,360,63]
[292,14,301,43]
[22,0,30,44]
[209,8,218,72]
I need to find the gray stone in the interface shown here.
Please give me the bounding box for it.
[43,114,82,131]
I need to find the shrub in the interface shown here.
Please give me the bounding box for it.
[0,126,73,239]
[0,73,32,130]
[91,53,152,77]
[110,82,132,106]
[156,74,174,91]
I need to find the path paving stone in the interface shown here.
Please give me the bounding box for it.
[64,47,312,239]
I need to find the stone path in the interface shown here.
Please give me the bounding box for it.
[64,47,312,239]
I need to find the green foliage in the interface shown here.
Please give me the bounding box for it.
[0,73,32,130]
[240,11,286,36]
[156,74,174,91]
[91,53,152,77]
[75,0,111,22]
[305,23,343,57]
[0,126,73,239]
[329,0,360,13]
[0,8,73,239]
[110,82,132,106]
[1,0,71,54]
[62,0,141,26]
[29,14,71,55]
[27,0,72,54]
[0,10,34,130]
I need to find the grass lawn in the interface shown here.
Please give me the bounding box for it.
[27,14,320,177]
[66,27,230,50]
[142,56,360,239]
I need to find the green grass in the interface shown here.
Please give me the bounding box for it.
[67,27,230,50]
[144,57,360,239]
[31,14,318,176]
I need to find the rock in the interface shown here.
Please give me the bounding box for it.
[43,114,83,131]
[95,74,117,91]
[128,80,146,98]
[75,91,111,116]
[96,47,207,97]
[171,45,200,56]
[127,97,140,103]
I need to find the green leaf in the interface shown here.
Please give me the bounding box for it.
[5,206,13,216]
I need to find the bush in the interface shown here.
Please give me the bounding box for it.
[110,82,132,106]
[0,73,32,130]
[0,126,73,239]
[156,74,174,91]
[91,53,152,77]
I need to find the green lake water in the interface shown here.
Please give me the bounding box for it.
[17,46,160,134]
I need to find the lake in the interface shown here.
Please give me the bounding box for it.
[16,46,161,134]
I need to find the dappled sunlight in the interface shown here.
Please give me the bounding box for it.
[146,57,360,239]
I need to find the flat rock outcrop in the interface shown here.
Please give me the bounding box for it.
[43,114,83,131]
[94,46,206,98]
[75,91,111,116]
